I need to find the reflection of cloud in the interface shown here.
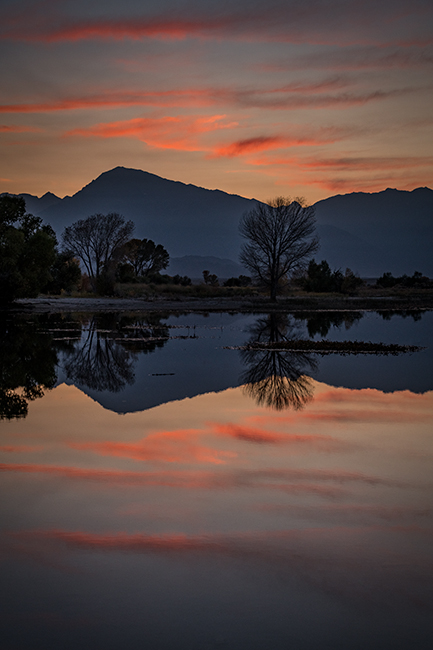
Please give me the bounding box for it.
[8,525,433,610]
[212,423,353,451]
[0,463,410,492]
[71,429,235,465]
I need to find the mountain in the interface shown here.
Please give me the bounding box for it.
[29,167,257,260]
[19,191,62,214]
[16,167,433,277]
[314,187,433,276]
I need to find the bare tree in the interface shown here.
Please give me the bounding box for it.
[62,213,134,281]
[239,197,319,301]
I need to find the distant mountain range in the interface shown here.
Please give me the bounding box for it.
[10,166,433,277]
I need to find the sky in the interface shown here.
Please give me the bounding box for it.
[0,0,432,201]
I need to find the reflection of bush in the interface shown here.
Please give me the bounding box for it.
[241,314,316,410]
[0,316,58,419]
[62,313,169,393]
[294,311,363,338]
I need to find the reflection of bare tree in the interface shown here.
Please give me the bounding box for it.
[62,313,169,392]
[241,314,316,410]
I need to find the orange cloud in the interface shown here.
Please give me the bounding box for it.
[66,114,236,151]
[211,135,331,158]
[0,90,217,114]
[300,155,433,171]
[0,124,41,133]
[0,81,412,116]
[0,445,43,453]
[259,45,433,72]
[3,5,432,49]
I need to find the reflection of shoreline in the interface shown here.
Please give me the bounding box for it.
[240,314,317,410]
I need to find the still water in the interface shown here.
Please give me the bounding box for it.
[1,310,432,649]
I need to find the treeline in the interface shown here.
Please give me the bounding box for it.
[1,194,431,303]
[0,196,175,302]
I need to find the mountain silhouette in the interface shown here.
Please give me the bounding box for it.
[15,167,433,276]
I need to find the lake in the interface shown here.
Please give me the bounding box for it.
[1,309,432,649]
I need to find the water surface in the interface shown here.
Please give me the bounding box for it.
[1,310,432,649]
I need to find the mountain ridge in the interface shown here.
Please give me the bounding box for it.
[7,166,433,276]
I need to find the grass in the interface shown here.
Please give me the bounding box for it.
[228,339,424,355]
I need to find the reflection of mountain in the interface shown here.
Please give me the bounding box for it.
[0,316,58,419]
[240,314,316,410]
[4,311,429,417]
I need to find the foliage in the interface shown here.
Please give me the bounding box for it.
[120,238,169,279]
[202,270,219,286]
[172,274,192,286]
[0,195,57,303]
[301,260,363,294]
[62,212,134,284]
[376,271,430,289]
[43,250,82,294]
[239,196,318,301]
[223,275,251,287]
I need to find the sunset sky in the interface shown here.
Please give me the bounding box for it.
[1,0,432,201]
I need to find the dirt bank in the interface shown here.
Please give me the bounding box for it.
[7,293,433,314]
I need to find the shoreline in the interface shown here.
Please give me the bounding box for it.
[6,294,433,314]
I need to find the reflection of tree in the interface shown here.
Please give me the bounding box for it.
[0,316,58,419]
[295,311,363,338]
[62,313,169,392]
[378,309,423,322]
[241,314,316,410]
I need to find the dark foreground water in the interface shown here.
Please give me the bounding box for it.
[1,310,432,649]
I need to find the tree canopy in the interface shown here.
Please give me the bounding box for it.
[239,197,319,301]
[62,212,134,282]
[120,238,169,278]
[0,195,57,303]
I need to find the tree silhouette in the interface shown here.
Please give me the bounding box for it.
[120,238,169,278]
[0,195,57,303]
[239,197,318,301]
[240,314,316,410]
[62,213,134,282]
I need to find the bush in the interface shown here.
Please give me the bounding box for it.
[224,275,252,287]
[376,271,430,288]
[301,260,363,294]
